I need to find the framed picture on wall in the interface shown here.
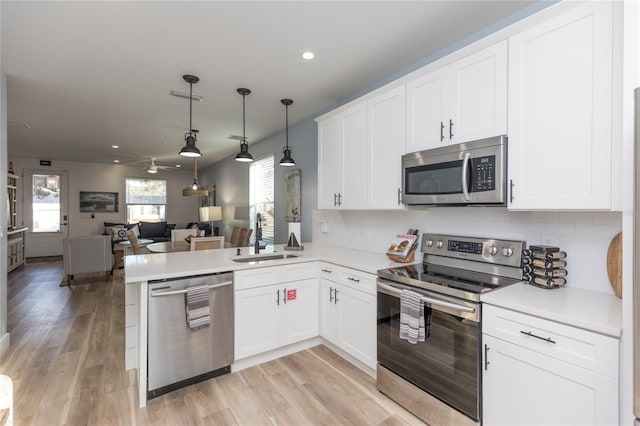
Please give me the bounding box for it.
[79,191,119,213]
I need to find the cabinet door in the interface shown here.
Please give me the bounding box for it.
[280,278,319,346]
[405,67,448,153]
[368,86,406,209]
[319,278,338,343]
[483,335,618,426]
[507,2,613,210]
[234,284,281,360]
[317,115,343,209]
[336,284,377,369]
[340,103,368,209]
[449,40,507,144]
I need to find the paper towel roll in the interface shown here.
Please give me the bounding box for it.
[288,222,301,243]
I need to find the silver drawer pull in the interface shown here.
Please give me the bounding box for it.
[520,330,556,344]
[321,269,332,273]
[347,277,360,283]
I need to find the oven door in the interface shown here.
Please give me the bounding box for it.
[377,279,482,421]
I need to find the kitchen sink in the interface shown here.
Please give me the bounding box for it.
[232,253,299,263]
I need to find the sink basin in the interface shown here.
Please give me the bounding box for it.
[232,253,299,263]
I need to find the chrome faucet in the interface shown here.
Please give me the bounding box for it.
[254,213,263,254]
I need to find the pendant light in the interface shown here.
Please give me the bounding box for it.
[182,157,208,197]
[279,99,295,166]
[179,74,202,158]
[235,88,253,162]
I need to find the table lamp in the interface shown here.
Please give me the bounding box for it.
[199,206,222,236]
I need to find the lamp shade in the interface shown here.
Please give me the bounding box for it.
[199,206,222,222]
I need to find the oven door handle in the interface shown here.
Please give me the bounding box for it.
[377,282,475,314]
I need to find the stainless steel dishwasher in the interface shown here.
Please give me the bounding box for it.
[147,271,233,399]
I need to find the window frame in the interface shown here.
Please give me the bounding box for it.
[125,177,167,224]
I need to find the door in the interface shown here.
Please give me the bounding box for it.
[449,40,507,144]
[483,334,618,426]
[319,278,338,342]
[280,278,318,346]
[340,103,367,209]
[317,116,343,209]
[234,284,280,360]
[368,86,405,209]
[336,284,376,369]
[22,169,69,257]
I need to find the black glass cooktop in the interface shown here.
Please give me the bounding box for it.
[378,262,520,301]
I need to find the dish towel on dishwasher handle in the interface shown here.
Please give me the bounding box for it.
[399,289,431,343]
[185,285,210,330]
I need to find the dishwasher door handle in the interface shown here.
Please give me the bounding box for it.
[150,280,233,297]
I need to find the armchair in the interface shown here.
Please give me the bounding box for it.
[62,235,112,286]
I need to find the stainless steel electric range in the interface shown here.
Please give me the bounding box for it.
[376,233,525,426]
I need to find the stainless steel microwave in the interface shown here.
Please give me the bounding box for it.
[402,136,507,206]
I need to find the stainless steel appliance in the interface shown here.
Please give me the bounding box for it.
[402,136,507,206]
[377,233,524,425]
[147,271,234,399]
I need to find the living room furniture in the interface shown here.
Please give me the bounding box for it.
[113,238,154,268]
[190,236,225,251]
[7,173,18,229]
[225,226,252,248]
[62,235,112,286]
[126,230,150,255]
[7,228,27,273]
[170,229,203,241]
[146,241,190,253]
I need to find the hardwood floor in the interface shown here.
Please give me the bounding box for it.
[1,262,424,425]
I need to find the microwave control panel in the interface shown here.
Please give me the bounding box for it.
[473,155,495,192]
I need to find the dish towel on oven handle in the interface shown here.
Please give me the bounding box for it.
[399,288,430,343]
[185,285,211,331]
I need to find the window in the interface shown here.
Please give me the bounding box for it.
[125,178,166,223]
[31,174,60,232]
[249,155,274,246]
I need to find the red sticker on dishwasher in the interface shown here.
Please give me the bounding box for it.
[287,289,297,301]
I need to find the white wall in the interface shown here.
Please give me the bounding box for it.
[10,157,200,237]
[313,208,621,295]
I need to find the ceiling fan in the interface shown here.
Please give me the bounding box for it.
[144,157,178,174]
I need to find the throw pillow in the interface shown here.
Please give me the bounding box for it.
[103,222,125,235]
[130,224,140,238]
[108,226,128,241]
[139,221,167,238]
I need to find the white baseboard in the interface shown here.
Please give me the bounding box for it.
[0,333,10,358]
[231,337,322,372]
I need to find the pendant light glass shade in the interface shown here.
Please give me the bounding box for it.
[235,88,253,162]
[279,99,295,166]
[179,75,202,158]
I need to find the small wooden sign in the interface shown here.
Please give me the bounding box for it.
[287,289,297,301]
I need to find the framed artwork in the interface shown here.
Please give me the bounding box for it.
[79,191,119,213]
[284,169,301,222]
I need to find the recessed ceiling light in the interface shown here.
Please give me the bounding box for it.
[113,160,120,163]
[302,51,315,60]
[112,145,119,149]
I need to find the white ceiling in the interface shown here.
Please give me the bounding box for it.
[2,1,536,170]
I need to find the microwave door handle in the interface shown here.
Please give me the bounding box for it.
[461,152,471,201]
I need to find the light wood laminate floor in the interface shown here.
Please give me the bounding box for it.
[1,262,424,425]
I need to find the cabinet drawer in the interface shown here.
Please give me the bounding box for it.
[338,267,377,296]
[483,305,619,379]
[125,283,137,306]
[280,262,317,283]
[125,305,137,327]
[234,266,280,291]
[319,262,338,281]
[125,325,137,349]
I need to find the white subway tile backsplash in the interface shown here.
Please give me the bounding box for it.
[312,207,621,295]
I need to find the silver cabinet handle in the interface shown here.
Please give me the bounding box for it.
[333,193,337,206]
[276,289,280,306]
[377,281,475,314]
[150,281,232,297]
[329,286,334,302]
[484,344,490,370]
[440,121,445,141]
[449,119,454,139]
[510,179,515,203]
[321,268,332,274]
[334,288,339,304]
[338,193,343,206]
[397,188,402,205]
[520,330,556,344]
[283,288,287,304]
[461,152,471,202]
[347,277,360,283]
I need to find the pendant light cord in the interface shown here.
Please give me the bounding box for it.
[285,104,289,149]
[242,93,246,143]
[189,81,193,137]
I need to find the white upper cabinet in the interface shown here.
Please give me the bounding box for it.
[507,1,613,210]
[368,86,406,209]
[316,85,405,210]
[405,40,508,153]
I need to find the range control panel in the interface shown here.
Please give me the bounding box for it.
[422,233,524,268]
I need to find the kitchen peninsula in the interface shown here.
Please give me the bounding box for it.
[124,243,411,408]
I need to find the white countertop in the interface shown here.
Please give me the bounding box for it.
[124,242,416,283]
[481,282,622,338]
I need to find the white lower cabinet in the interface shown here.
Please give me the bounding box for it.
[319,263,377,369]
[482,305,619,426]
[234,263,318,360]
